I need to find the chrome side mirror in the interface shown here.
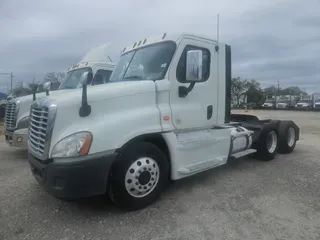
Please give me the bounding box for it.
[185,50,203,82]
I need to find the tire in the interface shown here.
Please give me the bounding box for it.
[108,142,169,211]
[278,121,297,154]
[255,127,279,161]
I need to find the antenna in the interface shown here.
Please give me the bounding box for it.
[107,56,113,63]
[215,13,220,52]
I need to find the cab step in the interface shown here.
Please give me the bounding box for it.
[230,149,256,159]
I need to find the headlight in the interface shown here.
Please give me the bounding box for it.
[51,131,92,158]
[17,116,29,129]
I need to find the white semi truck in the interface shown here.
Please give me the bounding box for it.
[295,95,313,110]
[313,93,320,110]
[276,95,297,109]
[27,33,300,210]
[4,44,115,148]
[262,96,278,109]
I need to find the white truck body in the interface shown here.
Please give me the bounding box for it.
[27,33,300,210]
[276,95,296,109]
[4,44,115,148]
[295,95,313,110]
[262,96,279,109]
[312,93,320,110]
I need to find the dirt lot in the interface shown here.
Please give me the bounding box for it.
[0,110,320,240]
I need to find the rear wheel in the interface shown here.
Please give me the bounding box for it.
[108,142,169,210]
[278,122,297,154]
[255,128,279,161]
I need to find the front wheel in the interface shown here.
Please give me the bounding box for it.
[108,142,169,210]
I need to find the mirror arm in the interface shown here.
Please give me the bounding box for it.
[46,89,49,96]
[79,81,91,117]
[31,84,38,101]
[178,82,196,98]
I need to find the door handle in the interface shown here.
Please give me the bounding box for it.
[207,105,213,120]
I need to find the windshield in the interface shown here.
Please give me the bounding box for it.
[265,100,274,103]
[59,67,92,90]
[316,99,320,103]
[299,100,310,103]
[109,41,176,82]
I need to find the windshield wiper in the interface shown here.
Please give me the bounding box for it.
[123,75,143,80]
[60,86,75,89]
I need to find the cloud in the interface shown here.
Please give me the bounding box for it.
[0,0,319,93]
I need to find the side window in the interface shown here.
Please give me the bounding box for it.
[92,70,113,85]
[176,45,211,82]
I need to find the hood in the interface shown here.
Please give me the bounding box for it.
[277,102,288,106]
[297,102,309,106]
[15,89,74,105]
[40,81,156,108]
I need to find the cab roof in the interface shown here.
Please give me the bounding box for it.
[121,32,219,55]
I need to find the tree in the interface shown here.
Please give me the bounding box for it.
[264,86,278,98]
[43,72,65,91]
[231,77,248,106]
[244,79,264,107]
[280,86,307,96]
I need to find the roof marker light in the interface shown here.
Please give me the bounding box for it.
[122,47,126,52]
[143,39,147,44]
[137,40,142,46]
[133,42,137,48]
[162,33,167,39]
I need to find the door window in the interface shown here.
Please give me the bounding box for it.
[92,70,113,85]
[176,45,211,83]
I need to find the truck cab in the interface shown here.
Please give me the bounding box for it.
[27,33,300,210]
[262,98,276,109]
[314,99,320,110]
[4,56,115,148]
[295,98,312,110]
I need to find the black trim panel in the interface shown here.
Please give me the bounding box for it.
[28,151,118,199]
[225,44,232,123]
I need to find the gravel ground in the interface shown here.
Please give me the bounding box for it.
[0,110,320,240]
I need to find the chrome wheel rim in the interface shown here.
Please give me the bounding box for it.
[267,131,277,153]
[287,127,295,147]
[125,157,160,198]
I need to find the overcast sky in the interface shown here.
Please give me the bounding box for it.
[0,0,319,93]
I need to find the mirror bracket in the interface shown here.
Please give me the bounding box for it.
[79,72,93,117]
[178,82,196,98]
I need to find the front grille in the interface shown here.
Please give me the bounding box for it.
[28,106,49,155]
[4,102,16,130]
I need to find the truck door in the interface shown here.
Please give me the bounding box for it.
[168,38,218,130]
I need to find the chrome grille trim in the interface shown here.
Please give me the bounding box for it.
[28,98,57,160]
[4,100,19,131]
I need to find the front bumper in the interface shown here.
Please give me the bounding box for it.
[295,105,309,109]
[4,128,28,148]
[314,105,320,110]
[262,105,274,109]
[28,151,118,199]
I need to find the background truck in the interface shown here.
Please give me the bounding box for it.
[262,96,278,109]
[4,43,115,148]
[295,95,313,110]
[313,93,320,110]
[276,95,297,109]
[27,33,300,211]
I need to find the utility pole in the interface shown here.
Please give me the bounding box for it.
[10,72,13,92]
[277,80,280,96]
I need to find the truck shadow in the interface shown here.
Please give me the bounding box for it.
[69,156,259,215]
